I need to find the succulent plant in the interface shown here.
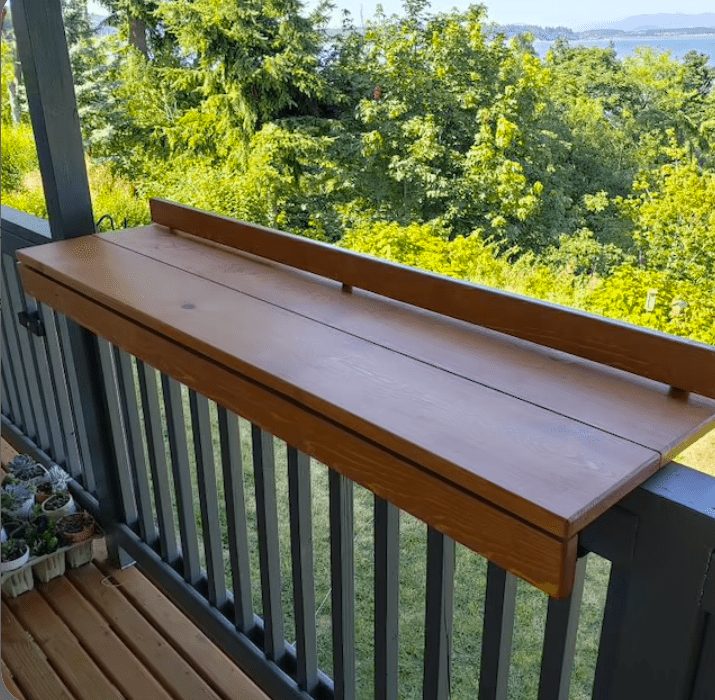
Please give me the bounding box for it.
[6,455,46,481]
[45,465,71,493]
[1,483,35,521]
[7,454,37,473]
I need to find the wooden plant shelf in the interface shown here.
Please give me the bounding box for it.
[17,199,715,598]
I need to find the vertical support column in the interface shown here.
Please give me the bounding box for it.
[12,0,135,567]
[12,0,94,238]
[593,464,715,700]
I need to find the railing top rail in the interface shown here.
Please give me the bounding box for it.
[151,198,715,401]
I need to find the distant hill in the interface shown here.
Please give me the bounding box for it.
[580,13,715,32]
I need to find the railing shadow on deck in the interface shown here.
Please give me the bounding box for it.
[2,206,715,700]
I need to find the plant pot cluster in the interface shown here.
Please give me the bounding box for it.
[1,455,98,597]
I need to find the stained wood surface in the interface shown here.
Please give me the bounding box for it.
[16,263,578,595]
[150,199,715,401]
[1,601,75,700]
[17,241,663,538]
[5,592,125,700]
[2,657,27,700]
[103,225,715,461]
[16,214,715,597]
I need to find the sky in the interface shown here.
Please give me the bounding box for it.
[87,1,715,31]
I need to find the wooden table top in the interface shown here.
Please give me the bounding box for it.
[17,202,715,597]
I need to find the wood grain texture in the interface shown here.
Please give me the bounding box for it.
[38,577,175,700]
[65,563,225,700]
[17,264,577,596]
[2,658,27,700]
[16,241,661,539]
[91,540,271,700]
[4,592,125,700]
[1,601,75,700]
[102,225,715,460]
[149,199,715,400]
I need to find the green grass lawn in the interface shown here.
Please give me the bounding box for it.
[676,430,715,477]
[129,366,714,699]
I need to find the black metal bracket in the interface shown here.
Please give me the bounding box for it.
[18,310,46,337]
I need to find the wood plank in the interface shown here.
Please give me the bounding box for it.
[2,658,27,700]
[17,242,661,538]
[91,541,271,700]
[0,601,75,700]
[15,265,578,596]
[37,577,175,700]
[4,592,125,700]
[104,224,715,459]
[65,563,225,700]
[1,438,19,468]
[149,199,715,401]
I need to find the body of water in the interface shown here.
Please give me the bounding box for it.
[532,35,715,64]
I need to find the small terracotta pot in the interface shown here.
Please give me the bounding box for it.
[56,513,96,544]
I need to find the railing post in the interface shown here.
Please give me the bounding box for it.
[12,0,132,568]
[592,463,715,700]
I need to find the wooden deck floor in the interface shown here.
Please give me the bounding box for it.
[1,440,269,700]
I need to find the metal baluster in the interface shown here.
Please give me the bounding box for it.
[252,425,285,662]
[375,497,400,700]
[330,469,356,700]
[479,562,517,700]
[55,312,94,493]
[137,361,178,564]
[423,529,455,700]
[189,391,227,609]
[114,348,157,545]
[97,339,138,527]
[217,407,254,632]
[1,327,22,423]
[22,292,65,464]
[40,304,82,479]
[288,447,318,693]
[162,374,201,585]
[1,259,36,440]
[2,256,50,451]
[538,555,588,700]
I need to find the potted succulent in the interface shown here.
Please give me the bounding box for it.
[30,522,64,583]
[1,520,32,542]
[57,512,96,544]
[32,480,55,503]
[63,511,98,569]
[32,465,72,504]
[1,483,35,521]
[41,491,76,519]
[1,539,30,572]
[6,454,47,483]
[1,538,35,597]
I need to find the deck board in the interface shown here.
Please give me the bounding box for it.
[1,601,75,700]
[5,591,125,700]
[38,577,175,700]
[2,658,27,700]
[91,546,270,700]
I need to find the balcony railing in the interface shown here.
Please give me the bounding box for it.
[3,205,715,700]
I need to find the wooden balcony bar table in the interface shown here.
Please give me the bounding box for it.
[16,199,715,598]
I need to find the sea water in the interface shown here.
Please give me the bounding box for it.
[532,35,715,64]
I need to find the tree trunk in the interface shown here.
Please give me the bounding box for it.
[129,17,147,57]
